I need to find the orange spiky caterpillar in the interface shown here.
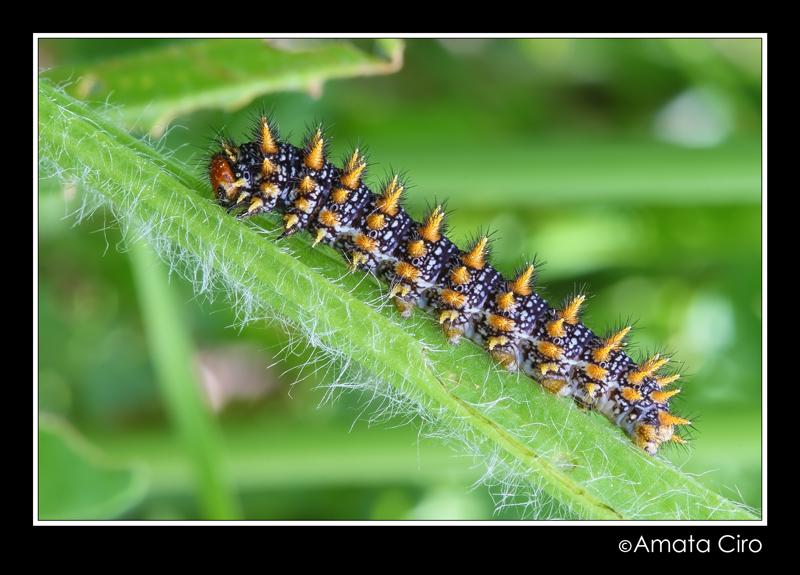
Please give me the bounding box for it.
[206,112,690,455]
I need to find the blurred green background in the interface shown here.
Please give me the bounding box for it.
[37,38,762,520]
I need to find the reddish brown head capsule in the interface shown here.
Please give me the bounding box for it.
[208,153,239,203]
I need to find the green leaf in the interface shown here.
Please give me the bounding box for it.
[43,39,404,134]
[38,414,148,520]
[38,77,758,521]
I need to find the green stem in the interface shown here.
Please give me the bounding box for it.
[38,77,759,520]
[129,242,240,520]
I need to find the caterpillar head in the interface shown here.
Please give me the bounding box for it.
[208,152,242,205]
[208,142,279,218]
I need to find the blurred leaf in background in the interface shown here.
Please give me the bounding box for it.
[39,414,148,520]
[37,37,762,520]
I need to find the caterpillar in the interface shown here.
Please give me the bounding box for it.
[206,112,690,456]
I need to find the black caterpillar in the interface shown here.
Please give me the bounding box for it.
[206,113,689,455]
